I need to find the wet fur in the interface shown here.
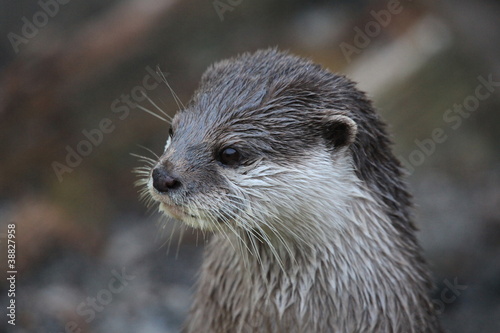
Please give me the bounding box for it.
[139,49,442,332]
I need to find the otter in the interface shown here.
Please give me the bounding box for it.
[139,49,442,332]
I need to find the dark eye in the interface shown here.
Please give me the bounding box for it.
[219,147,241,166]
[168,127,174,137]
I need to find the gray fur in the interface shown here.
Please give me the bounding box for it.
[145,49,442,332]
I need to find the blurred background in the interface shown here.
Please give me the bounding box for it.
[0,0,499,332]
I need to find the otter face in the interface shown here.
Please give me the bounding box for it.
[148,107,357,234]
[145,50,360,237]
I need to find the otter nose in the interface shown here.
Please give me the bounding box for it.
[152,166,181,192]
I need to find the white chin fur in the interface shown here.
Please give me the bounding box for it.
[158,202,219,231]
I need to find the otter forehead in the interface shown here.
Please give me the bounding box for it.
[170,50,353,162]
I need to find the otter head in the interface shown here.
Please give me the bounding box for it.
[147,50,368,241]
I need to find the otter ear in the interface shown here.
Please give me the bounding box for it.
[322,114,358,148]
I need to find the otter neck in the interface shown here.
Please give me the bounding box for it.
[189,154,435,332]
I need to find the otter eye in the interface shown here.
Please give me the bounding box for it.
[219,147,241,166]
[168,127,174,137]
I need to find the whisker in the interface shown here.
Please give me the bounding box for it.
[130,152,157,163]
[166,219,181,257]
[224,193,297,270]
[140,90,173,122]
[156,67,186,110]
[136,145,161,160]
[217,207,255,261]
[195,196,250,267]
[155,214,173,250]
[132,162,155,170]
[212,195,274,270]
[135,103,170,123]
